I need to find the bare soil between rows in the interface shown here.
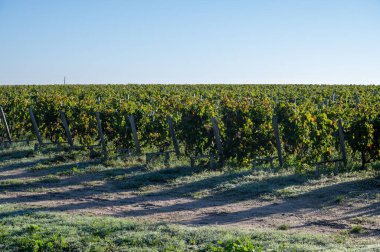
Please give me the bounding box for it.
[0,156,379,238]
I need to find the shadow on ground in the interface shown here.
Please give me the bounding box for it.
[0,150,379,236]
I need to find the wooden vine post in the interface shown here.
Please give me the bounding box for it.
[59,111,74,148]
[211,117,223,164]
[315,163,320,177]
[29,107,43,145]
[166,115,180,158]
[95,112,107,160]
[337,119,347,167]
[272,116,284,167]
[355,93,360,107]
[129,115,141,153]
[189,117,222,169]
[0,106,12,142]
[315,119,348,177]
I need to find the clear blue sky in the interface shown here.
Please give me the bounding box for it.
[0,0,379,84]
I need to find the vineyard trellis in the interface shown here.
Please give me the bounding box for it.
[0,84,379,172]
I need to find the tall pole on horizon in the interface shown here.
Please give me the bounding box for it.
[64,76,66,84]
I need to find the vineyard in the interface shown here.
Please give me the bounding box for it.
[0,84,380,171]
[0,84,379,251]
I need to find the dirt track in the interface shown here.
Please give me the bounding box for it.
[0,155,379,237]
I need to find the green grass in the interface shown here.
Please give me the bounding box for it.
[277,224,290,231]
[335,195,345,204]
[0,179,25,187]
[0,206,377,252]
[0,146,379,251]
[39,174,61,183]
[350,225,364,234]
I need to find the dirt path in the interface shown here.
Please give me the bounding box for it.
[0,156,379,237]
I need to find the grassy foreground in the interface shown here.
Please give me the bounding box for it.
[0,146,379,251]
[0,205,378,252]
